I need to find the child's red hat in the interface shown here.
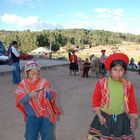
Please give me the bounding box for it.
[104,53,129,70]
[101,49,106,52]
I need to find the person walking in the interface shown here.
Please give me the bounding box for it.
[88,53,138,140]
[15,60,61,140]
[11,41,21,84]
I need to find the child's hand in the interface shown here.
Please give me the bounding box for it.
[130,118,136,131]
[97,114,106,125]
[29,90,38,98]
[44,86,51,93]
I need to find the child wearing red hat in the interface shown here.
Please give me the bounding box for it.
[87,53,138,140]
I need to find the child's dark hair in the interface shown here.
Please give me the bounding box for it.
[110,60,127,71]
[11,41,18,45]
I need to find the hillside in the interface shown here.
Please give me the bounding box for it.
[56,42,140,63]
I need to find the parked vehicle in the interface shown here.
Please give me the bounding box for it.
[20,52,32,60]
[0,41,9,64]
[0,53,9,64]
[0,41,5,54]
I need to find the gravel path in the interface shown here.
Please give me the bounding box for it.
[0,66,140,140]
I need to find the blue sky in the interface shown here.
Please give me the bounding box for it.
[0,0,140,34]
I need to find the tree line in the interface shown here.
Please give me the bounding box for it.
[0,29,140,53]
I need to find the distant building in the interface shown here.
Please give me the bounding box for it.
[29,47,52,59]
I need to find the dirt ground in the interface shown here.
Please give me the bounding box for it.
[0,66,140,140]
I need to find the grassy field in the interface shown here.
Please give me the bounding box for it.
[53,42,140,63]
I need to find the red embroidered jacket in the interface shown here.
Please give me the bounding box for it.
[92,77,138,118]
[15,78,61,123]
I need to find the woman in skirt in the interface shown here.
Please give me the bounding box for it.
[69,50,78,76]
[88,53,138,140]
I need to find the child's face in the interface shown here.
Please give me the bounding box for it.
[27,69,40,83]
[101,51,105,55]
[110,64,125,81]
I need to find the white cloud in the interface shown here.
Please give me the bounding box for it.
[95,8,124,17]
[0,9,140,34]
[0,13,62,30]
[92,8,140,34]
[95,8,112,13]
[61,9,125,30]
[1,13,39,26]
[62,9,140,34]
[113,9,124,17]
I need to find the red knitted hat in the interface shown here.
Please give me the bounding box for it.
[104,53,129,70]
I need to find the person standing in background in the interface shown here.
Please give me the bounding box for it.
[82,58,90,78]
[99,50,108,77]
[11,41,21,84]
[69,50,78,76]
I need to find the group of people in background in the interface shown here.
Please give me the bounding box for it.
[68,49,108,78]
[128,57,140,74]
[69,49,140,79]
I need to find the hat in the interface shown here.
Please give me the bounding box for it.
[24,60,41,72]
[101,50,106,52]
[104,53,129,70]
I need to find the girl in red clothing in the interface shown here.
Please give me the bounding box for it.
[69,50,78,76]
[88,53,138,140]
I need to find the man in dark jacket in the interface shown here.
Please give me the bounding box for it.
[11,41,21,84]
